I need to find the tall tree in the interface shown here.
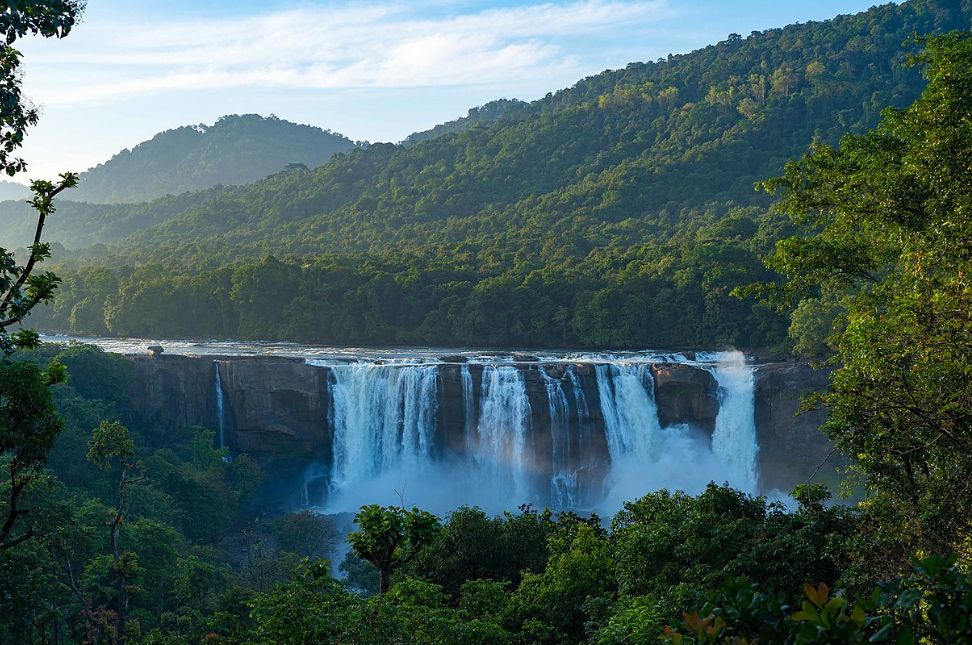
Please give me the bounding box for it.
[349,505,440,594]
[749,32,972,566]
[0,0,83,549]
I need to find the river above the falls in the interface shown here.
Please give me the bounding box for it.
[40,333,748,365]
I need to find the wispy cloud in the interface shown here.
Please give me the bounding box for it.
[22,1,669,107]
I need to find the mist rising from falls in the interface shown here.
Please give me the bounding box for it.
[299,351,760,515]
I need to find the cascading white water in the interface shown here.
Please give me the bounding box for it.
[298,350,760,514]
[707,352,759,493]
[213,361,226,449]
[567,366,590,420]
[476,365,532,504]
[460,364,475,451]
[329,363,438,491]
[70,337,767,514]
[595,363,660,461]
[542,368,576,508]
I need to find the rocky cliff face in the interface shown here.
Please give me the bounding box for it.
[217,359,331,469]
[123,355,835,499]
[753,362,835,492]
[651,364,719,431]
[125,355,218,440]
[127,356,330,475]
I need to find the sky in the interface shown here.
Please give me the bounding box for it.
[13,0,888,181]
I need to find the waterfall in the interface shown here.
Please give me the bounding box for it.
[329,363,438,490]
[542,368,576,508]
[460,364,475,451]
[567,366,589,420]
[476,365,532,504]
[595,363,660,461]
[214,361,226,450]
[68,337,770,514]
[708,352,759,493]
[305,350,760,513]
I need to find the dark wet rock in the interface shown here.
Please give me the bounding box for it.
[651,363,719,432]
[754,362,837,492]
[543,364,567,379]
[126,356,330,478]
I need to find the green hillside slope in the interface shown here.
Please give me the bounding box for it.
[16,0,972,349]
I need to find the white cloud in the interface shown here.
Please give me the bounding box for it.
[19,1,668,107]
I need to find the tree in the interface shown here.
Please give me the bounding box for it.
[61,421,145,644]
[511,522,615,644]
[348,504,440,594]
[0,357,65,549]
[662,555,972,644]
[407,505,556,597]
[0,0,83,348]
[748,33,972,563]
[0,0,83,551]
[274,510,338,560]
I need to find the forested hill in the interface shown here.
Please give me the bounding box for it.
[0,180,30,201]
[17,0,972,349]
[62,114,356,204]
[402,98,532,146]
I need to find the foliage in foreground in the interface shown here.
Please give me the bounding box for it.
[664,555,972,645]
[748,30,972,567]
[0,7,969,645]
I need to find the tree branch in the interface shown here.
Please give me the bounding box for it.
[0,468,30,550]
[0,176,76,318]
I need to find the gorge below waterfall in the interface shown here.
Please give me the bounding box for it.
[52,337,837,516]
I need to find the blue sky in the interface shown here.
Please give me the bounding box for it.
[15,1,889,180]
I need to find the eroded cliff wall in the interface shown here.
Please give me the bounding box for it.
[123,355,835,500]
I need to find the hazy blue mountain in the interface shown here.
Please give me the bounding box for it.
[66,114,356,204]
[0,180,30,202]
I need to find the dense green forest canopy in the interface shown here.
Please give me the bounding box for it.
[4,0,967,350]
[56,114,356,204]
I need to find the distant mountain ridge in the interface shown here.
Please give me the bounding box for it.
[66,114,356,204]
[402,98,531,146]
[0,180,30,202]
[7,0,971,350]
